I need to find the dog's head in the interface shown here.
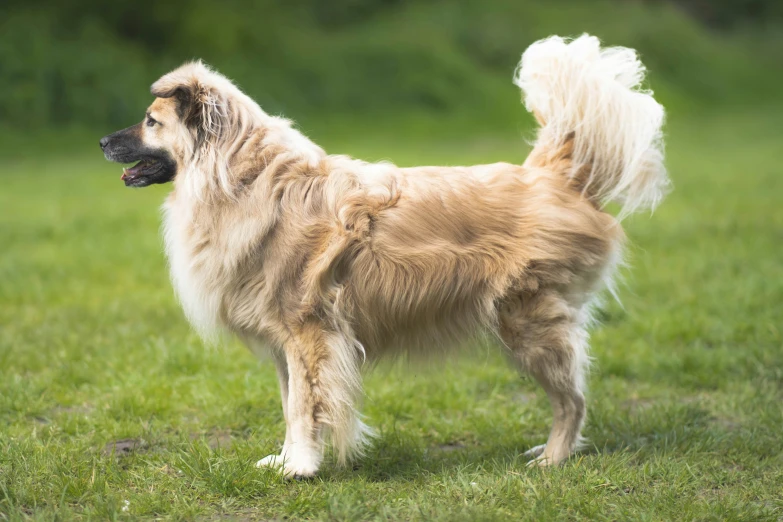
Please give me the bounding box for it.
[100,61,248,188]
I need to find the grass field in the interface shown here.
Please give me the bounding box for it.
[1,106,782,520]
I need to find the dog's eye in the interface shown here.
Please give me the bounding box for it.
[146,117,158,127]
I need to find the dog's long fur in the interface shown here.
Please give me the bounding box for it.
[102,34,668,477]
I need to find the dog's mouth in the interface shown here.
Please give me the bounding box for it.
[109,152,176,188]
[121,158,164,187]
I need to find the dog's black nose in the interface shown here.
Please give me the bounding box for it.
[99,137,110,149]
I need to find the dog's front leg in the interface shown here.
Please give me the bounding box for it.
[256,330,326,479]
[271,348,292,446]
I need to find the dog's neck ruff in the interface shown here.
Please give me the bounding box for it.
[162,115,327,341]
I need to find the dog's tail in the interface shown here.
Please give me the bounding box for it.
[514,34,669,217]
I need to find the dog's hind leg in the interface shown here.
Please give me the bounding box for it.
[498,289,590,467]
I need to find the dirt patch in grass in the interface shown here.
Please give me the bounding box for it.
[433,442,466,452]
[102,438,148,457]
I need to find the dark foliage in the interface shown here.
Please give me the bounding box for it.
[0,0,779,129]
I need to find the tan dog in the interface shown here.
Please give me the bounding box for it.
[100,34,668,478]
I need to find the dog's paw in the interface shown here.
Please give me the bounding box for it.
[525,444,560,467]
[256,454,284,469]
[524,444,574,467]
[526,454,555,467]
[523,444,547,459]
[256,453,318,480]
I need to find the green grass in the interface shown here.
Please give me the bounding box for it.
[1,106,782,521]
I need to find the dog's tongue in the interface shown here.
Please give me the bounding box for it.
[121,161,145,180]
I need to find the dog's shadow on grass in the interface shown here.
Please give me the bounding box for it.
[331,402,716,482]
[334,441,616,483]
[325,435,548,482]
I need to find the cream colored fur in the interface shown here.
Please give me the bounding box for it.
[118,34,667,478]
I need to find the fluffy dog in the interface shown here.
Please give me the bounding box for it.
[100,35,668,478]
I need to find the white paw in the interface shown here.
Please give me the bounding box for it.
[256,454,284,469]
[256,452,318,479]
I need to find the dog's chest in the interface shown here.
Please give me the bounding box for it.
[162,199,226,339]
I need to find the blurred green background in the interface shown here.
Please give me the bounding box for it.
[2,0,782,135]
[2,1,783,520]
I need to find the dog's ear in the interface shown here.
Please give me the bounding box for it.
[150,81,195,122]
[150,62,230,145]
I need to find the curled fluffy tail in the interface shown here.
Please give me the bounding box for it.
[514,34,669,216]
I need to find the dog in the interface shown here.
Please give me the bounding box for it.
[100,34,668,478]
